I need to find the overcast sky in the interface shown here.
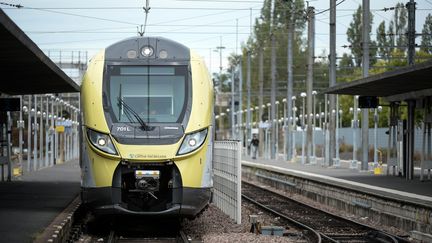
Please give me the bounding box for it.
[2,0,432,74]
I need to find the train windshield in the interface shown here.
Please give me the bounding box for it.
[108,65,187,123]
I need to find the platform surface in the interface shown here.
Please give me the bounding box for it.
[0,160,80,243]
[243,156,432,198]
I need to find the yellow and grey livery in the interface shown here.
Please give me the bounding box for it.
[80,37,214,217]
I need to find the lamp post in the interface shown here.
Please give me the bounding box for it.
[255,106,259,128]
[292,96,297,160]
[300,92,306,164]
[374,106,383,167]
[333,95,340,167]
[350,96,360,169]
[275,100,280,157]
[311,90,317,164]
[266,103,271,159]
[215,38,225,139]
[282,98,287,158]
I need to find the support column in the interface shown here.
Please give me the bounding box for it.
[306,6,315,164]
[27,95,31,172]
[285,2,294,161]
[407,100,415,180]
[329,0,337,166]
[361,0,370,171]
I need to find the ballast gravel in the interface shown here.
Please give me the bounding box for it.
[182,203,300,243]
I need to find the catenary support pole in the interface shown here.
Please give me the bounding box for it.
[407,0,416,65]
[329,0,337,166]
[286,2,294,161]
[270,0,277,159]
[306,6,315,164]
[361,0,370,171]
[258,49,264,157]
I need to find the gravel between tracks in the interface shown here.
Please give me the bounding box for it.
[182,203,300,243]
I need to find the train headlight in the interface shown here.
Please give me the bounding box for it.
[141,46,154,57]
[177,128,208,155]
[87,128,118,155]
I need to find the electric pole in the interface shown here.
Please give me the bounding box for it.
[329,0,336,166]
[270,0,277,159]
[286,1,294,161]
[407,0,416,65]
[258,49,264,157]
[361,0,370,171]
[216,36,225,139]
[246,50,251,154]
[306,6,315,164]
[238,59,243,145]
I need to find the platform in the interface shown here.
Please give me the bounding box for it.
[244,156,432,198]
[0,159,80,243]
[242,156,432,237]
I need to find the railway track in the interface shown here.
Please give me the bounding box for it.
[242,181,410,243]
[106,228,190,243]
[66,207,191,243]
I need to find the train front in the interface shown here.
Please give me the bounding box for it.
[80,37,214,218]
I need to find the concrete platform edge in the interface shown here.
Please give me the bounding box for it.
[242,160,432,209]
[33,196,80,243]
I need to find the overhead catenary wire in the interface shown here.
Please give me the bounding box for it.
[315,0,347,16]
[138,0,151,36]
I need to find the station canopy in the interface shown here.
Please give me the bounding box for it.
[0,9,80,95]
[325,60,432,102]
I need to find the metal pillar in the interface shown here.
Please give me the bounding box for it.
[329,0,337,166]
[27,95,31,172]
[39,96,43,167]
[407,100,415,180]
[258,49,264,158]
[361,0,370,171]
[18,96,23,171]
[231,67,235,139]
[238,60,243,148]
[6,112,11,181]
[275,101,279,156]
[292,97,297,159]
[312,91,317,164]
[33,95,38,171]
[334,95,340,166]
[246,50,251,154]
[306,6,315,164]
[324,94,330,166]
[285,2,294,161]
[301,93,306,164]
[270,0,277,159]
[45,95,49,167]
[352,96,359,168]
[407,0,416,65]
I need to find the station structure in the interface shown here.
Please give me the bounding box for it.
[0,9,81,242]
[0,5,431,243]
[326,60,432,181]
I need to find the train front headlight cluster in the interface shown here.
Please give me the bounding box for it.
[177,129,208,155]
[141,46,154,57]
[87,128,118,155]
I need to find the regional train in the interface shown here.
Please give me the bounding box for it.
[79,37,214,218]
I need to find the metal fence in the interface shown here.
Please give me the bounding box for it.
[213,140,242,224]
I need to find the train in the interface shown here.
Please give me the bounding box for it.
[79,36,214,218]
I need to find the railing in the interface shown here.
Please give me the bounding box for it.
[213,140,242,224]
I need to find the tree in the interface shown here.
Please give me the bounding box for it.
[394,2,407,51]
[338,53,355,76]
[420,14,432,54]
[376,21,390,60]
[346,5,375,67]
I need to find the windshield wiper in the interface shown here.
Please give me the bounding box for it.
[118,97,150,131]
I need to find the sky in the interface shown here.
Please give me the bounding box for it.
[1,0,432,75]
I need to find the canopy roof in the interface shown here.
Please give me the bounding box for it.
[0,9,79,95]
